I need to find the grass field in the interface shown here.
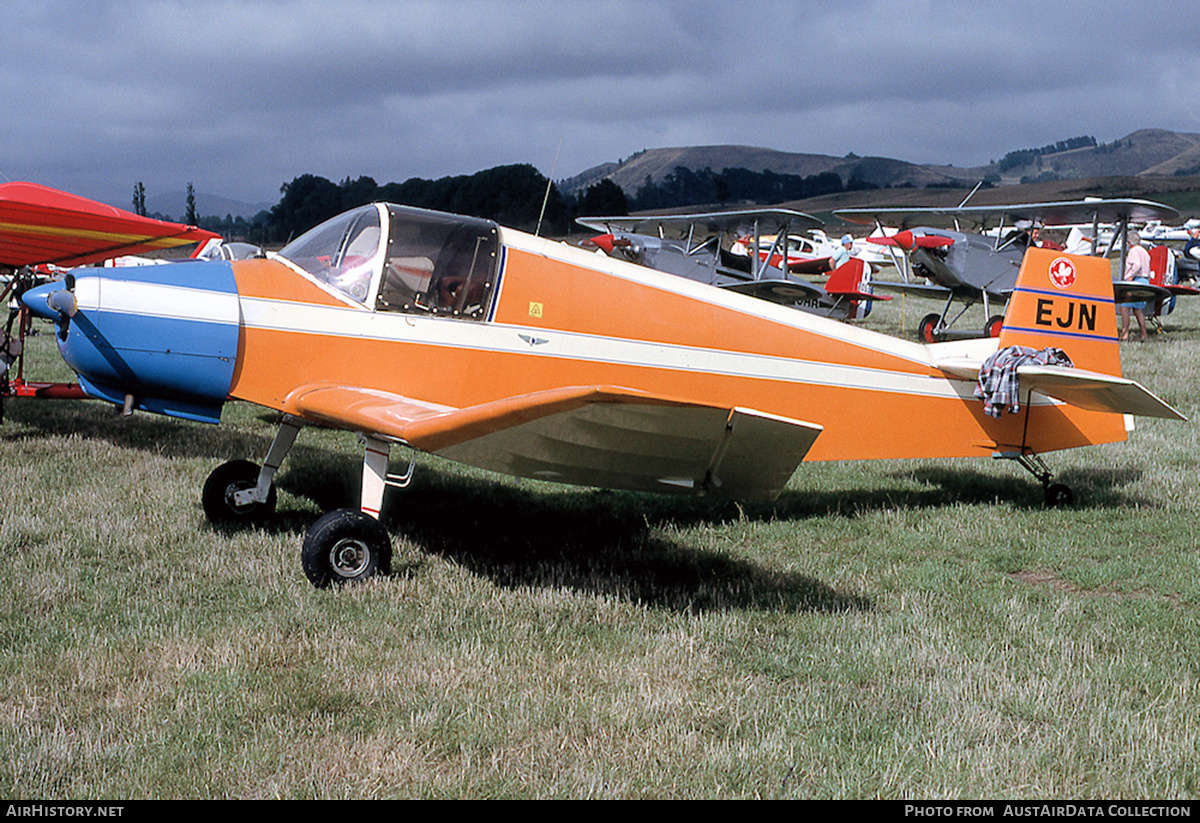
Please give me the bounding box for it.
[2,279,1199,799]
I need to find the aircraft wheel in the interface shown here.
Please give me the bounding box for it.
[302,508,392,588]
[202,459,276,525]
[1044,483,1074,508]
[985,315,1005,338]
[917,313,942,343]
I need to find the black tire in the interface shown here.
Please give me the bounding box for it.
[302,508,392,588]
[985,314,1005,338]
[918,313,942,343]
[202,459,276,525]
[1044,483,1074,507]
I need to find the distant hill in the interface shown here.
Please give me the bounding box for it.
[561,146,964,199]
[145,190,273,222]
[560,129,1200,201]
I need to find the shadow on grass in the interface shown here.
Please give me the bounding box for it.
[0,399,277,459]
[3,400,1153,612]
[275,460,871,615]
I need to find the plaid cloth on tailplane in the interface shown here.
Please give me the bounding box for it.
[974,346,1073,419]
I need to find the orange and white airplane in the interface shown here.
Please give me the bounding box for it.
[20,202,1184,587]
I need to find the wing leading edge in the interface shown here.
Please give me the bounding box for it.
[289,384,824,501]
[0,181,220,267]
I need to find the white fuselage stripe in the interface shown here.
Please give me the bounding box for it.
[235,294,984,402]
[72,276,1003,405]
[73,277,240,325]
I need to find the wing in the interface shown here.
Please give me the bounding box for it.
[933,359,1185,421]
[0,181,220,268]
[289,384,824,501]
[836,199,1179,230]
[720,278,826,305]
[578,208,823,237]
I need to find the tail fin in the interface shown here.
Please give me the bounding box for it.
[825,258,890,319]
[997,249,1120,376]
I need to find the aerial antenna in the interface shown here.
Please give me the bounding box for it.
[535,135,563,238]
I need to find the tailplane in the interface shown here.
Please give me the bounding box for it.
[825,258,890,319]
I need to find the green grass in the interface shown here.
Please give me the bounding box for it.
[2,291,1199,799]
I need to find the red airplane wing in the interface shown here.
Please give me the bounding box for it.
[0,181,220,268]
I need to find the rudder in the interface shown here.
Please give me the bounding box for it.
[996,248,1120,376]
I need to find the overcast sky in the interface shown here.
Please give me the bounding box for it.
[3,0,1198,209]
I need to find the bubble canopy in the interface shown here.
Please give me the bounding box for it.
[278,204,501,320]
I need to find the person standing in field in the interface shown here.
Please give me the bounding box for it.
[1119,231,1151,343]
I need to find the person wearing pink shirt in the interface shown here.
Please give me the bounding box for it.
[1120,231,1152,342]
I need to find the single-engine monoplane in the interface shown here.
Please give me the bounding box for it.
[20,202,1184,587]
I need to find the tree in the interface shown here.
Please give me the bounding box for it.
[339,175,378,210]
[271,174,344,242]
[132,182,146,216]
[577,179,628,216]
[185,183,198,225]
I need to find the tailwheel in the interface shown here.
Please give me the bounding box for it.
[917,313,942,343]
[985,314,1005,338]
[1044,483,1075,508]
[202,459,276,524]
[999,451,1075,507]
[302,508,392,588]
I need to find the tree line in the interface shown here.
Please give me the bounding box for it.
[150,165,631,246]
[143,162,872,246]
[627,165,866,211]
[995,135,1098,172]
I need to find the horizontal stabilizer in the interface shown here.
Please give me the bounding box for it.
[825,286,892,301]
[933,359,1185,421]
[290,384,824,500]
[874,281,956,299]
[1113,281,1172,304]
[1018,365,1186,421]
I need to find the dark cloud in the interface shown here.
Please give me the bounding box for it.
[2,0,1198,208]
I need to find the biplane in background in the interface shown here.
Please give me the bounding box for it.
[578,209,888,320]
[835,198,1193,341]
[728,227,899,274]
[20,201,1184,588]
[1,181,221,408]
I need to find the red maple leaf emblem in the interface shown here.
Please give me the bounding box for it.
[1048,257,1076,289]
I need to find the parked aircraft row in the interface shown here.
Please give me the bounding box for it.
[580,197,1198,342]
[1,182,1188,588]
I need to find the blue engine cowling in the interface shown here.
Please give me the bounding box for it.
[21,261,240,424]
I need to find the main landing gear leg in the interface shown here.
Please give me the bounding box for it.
[996,451,1074,507]
[202,415,303,524]
[301,435,400,588]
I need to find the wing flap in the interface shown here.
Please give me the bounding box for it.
[290,384,824,500]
